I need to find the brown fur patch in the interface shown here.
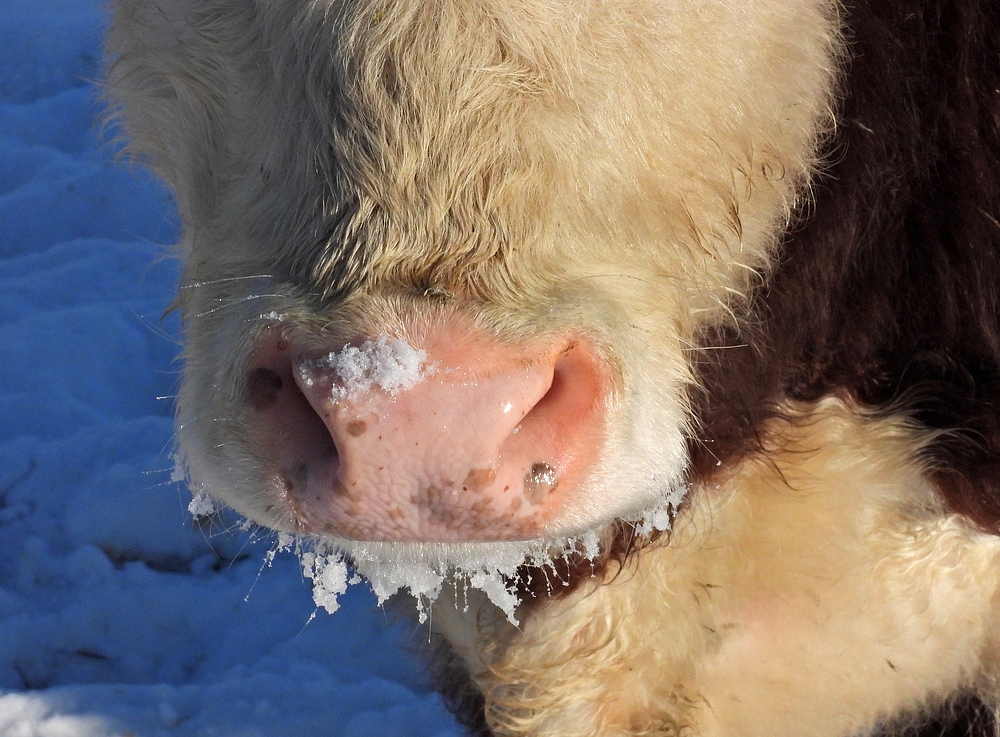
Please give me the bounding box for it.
[689,0,1000,532]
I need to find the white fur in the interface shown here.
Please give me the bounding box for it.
[445,400,1000,736]
[105,0,840,540]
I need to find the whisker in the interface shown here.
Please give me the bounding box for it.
[681,343,749,352]
[128,304,184,347]
[181,275,277,290]
[568,272,651,285]
[191,294,286,318]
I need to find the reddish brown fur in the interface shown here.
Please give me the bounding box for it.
[678,1,1000,734]
[689,0,1000,528]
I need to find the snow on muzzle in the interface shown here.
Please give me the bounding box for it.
[245,319,606,542]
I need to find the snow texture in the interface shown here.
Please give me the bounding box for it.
[294,493,683,627]
[298,336,434,400]
[0,2,462,735]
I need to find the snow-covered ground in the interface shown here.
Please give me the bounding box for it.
[0,2,461,734]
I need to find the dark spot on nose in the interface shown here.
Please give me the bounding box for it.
[246,367,283,410]
[346,420,367,437]
[524,462,558,505]
[462,467,498,493]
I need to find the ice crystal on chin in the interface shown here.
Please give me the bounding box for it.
[262,493,685,627]
[634,484,686,537]
[190,485,685,625]
[331,538,585,626]
[187,491,217,518]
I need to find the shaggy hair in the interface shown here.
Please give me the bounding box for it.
[103,0,1000,734]
[105,0,838,551]
[690,0,1000,530]
[484,401,1000,735]
[441,0,1000,732]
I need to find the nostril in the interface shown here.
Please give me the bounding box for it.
[245,348,340,505]
[516,344,598,433]
[246,367,284,410]
[498,340,604,512]
[523,343,583,419]
[281,375,339,465]
[524,462,559,504]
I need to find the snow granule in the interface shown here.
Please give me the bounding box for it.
[187,492,217,519]
[188,491,218,519]
[169,453,186,484]
[301,551,349,613]
[297,336,434,399]
[634,485,686,537]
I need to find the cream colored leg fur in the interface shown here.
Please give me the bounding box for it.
[437,399,1000,737]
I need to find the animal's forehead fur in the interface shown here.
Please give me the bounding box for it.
[120,0,838,315]
[287,0,834,305]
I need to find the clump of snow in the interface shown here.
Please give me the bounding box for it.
[259,534,593,627]
[169,453,186,484]
[264,532,297,567]
[633,486,686,536]
[187,491,217,519]
[579,528,601,560]
[271,483,686,628]
[297,336,434,400]
[310,538,587,626]
[301,551,349,614]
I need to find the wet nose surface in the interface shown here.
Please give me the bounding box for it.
[248,320,605,542]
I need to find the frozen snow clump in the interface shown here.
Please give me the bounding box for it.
[188,491,217,518]
[297,335,434,400]
[290,488,686,626]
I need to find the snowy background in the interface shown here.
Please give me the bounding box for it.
[0,1,461,734]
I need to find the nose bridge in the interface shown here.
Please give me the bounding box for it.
[323,359,552,464]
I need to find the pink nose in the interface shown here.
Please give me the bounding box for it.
[246,319,605,542]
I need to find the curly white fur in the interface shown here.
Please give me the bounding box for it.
[449,400,1000,736]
